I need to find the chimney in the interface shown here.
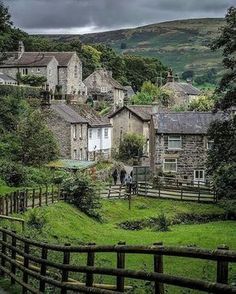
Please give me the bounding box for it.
[18,41,25,59]
[167,68,174,83]
[107,70,113,78]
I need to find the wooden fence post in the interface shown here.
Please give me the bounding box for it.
[0,197,3,215]
[13,191,17,213]
[11,230,17,285]
[16,190,19,213]
[22,239,30,294]
[158,184,161,198]
[198,186,201,202]
[61,243,71,294]
[5,196,8,216]
[0,230,7,276]
[153,242,164,294]
[180,187,183,201]
[39,187,42,207]
[86,243,96,287]
[39,246,48,292]
[116,241,126,292]
[10,193,13,214]
[217,245,229,284]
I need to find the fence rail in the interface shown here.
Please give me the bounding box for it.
[0,228,235,293]
[0,185,60,216]
[137,182,216,203]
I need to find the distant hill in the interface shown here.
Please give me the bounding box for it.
[45,18,225,77]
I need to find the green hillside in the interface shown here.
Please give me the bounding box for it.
[48,18,225,77]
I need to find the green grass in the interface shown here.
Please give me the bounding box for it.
[0,185,16,195]
[1,198,235,293]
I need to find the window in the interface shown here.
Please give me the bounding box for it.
[89,129,92,139]
[101,87,107,93]
[79,148,83,160]
[22,68,28,75]
[37,68,41,73]
[168,136,182,149]
[79,125,83,139]
[97,129,101,138]
[74,65,78,78]
[194,170,205,182]
[73,125,77,139]
[73,149,77,159]
[207,140,214,150]
[104,128,108,138]
[48,68,52,76]
[163,159,177,172]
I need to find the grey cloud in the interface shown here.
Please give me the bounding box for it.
[4,0,235,33]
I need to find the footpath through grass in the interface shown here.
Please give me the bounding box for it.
[0,198,235,293]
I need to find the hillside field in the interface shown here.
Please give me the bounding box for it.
[0,198,235,294]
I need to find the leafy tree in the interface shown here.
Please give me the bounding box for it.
[16,109,58,165]
[188,95,214,111]
[207,7,236,199]
[61,173,101,219]
[119,133,145,160]
[19,74,47,87]
[182,70,194,81]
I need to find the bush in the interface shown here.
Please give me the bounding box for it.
[27,209,47,230]
[0,85,41,98]
[153,213,170,232]
[119,133,145,161]
[0,160,26,186]
[61,173,102,219]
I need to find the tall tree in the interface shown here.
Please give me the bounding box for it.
[207,6,236,199]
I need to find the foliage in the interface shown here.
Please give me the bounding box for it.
[27,209,47,230]
[182,70,194,81]
[188,95,214,111]
[61,173,102,219]
[195,68,217,85]
[119,133,145,160]
[210,7,236,111]
[0,159,26,186]
[0,85,42,99]
[19,74,47,87]
[154,213,170,232]
[16,109,59,165]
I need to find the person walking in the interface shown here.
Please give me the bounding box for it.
[112,169,118,185]
[120,169,126,185]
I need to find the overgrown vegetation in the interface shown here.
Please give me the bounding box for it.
[118,133,145,161]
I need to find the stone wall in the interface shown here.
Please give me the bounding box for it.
[153,133,208,181]
[70,123,88,160]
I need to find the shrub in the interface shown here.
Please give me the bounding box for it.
[119,133,145,161]
[0,160,26,186]
[0,85,41,98]
[154,213,170,232]
[61,173,102,219]
[27,209,47,230]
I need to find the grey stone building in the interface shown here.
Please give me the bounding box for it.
[109,105,154,156]
[44,102,88,160]
[0,42,83,95]
[150,112,219,183]
[83,68,126,109]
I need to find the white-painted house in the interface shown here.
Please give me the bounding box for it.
[71,105,112,160]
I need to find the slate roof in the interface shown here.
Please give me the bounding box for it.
[152,112,221,134]
[124,86,135,97]
[1,52,75,67]
[71,104,111,127]
[163,82,201,95]
[109,105,153,122]
[51,103,87,124]
[0,72,17,82]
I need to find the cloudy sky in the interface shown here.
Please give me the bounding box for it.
[4,0,235,34]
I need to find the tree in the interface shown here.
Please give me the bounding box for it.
[188,95,214,111]
[16,109,58,165]
[182,70,194,81]
[119,133,145,161]
[207,7,236,200]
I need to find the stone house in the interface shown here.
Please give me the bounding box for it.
[70,105,112,160]
[0,72,17,85]
[162,70,201,105]
[0,41,83,95]
[150,112,220,183]
[83,68,126,109]
[109,105,153,156]
[44,102,88,160]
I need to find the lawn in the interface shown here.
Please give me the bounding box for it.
[1,198,235,293]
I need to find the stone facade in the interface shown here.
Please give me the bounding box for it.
[70,123,88,160]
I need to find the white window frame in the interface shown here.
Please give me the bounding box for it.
[163,159,177,173]
[79,125,83,139]
[194,170,205,182]
[22,68,28,75]
[168,135,182,150]
[104,128,108,139]
[89,129,92,139]
[101,86,107,93]
[207,140,214,150]
[97,129,101,138]
[73,125,77,140]
[73,149,77,160]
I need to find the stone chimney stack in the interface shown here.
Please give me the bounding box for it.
[167,68,174,83]
[18,41,25,59]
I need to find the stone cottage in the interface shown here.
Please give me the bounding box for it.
[162,70,201,105]
[44,101,88,160]
[0,41,83,95]
[109,105,154,156]
[150,112,220,183]
[83,68,126,109]
[71,105,112,160]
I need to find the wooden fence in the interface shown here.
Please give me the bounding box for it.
[0,228,235,293]
[137,182,216,203]
[0,185,60,216]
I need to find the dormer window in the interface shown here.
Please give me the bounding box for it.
[168,136,182,150]
[101,87,107,93]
